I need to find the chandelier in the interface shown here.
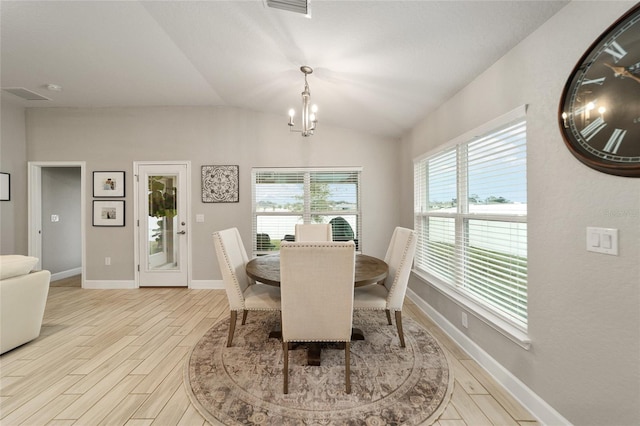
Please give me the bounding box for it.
[288,66,318,137]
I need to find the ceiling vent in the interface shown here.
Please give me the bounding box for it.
[266,0,309,16]
[2,87,51,101]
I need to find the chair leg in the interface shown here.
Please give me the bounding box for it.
[395,310,405,348]
[241,310,248,325]
[227,311,237,347]
[385,309,392,325]
[345,341,351,394]
[283,341,289,394]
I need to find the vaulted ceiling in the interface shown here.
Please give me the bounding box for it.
[1,1,568,138]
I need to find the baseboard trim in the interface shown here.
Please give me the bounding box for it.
[190,280,224,290]
[81,280,224,290]
[83,280,136,289]
[50,267,82,282]
[406,287,570,426]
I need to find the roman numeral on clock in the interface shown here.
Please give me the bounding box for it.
[581,77,606,85]
[580,116,606,141]
[603,128,626,154]
[604,41,627,63]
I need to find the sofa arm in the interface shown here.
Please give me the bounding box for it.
[0,270,51,354]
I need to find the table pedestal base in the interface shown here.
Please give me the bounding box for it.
[269,329,281,340]
[270,328,365,366]
[351,327,365,341]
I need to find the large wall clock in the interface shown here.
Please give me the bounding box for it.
[559,4,640,177]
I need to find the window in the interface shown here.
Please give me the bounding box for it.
[414,108,528,329]
[252,168,362,255]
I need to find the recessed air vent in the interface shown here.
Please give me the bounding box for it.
[266,0,309,16]
[2,87,51,101]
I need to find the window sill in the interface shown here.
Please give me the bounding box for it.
[413,269,532,350]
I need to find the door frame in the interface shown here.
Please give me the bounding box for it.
[28,161,87,287]
[133,161,192,288]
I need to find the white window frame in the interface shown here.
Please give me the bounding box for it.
[251,167,362,256]
[413,106,531,348]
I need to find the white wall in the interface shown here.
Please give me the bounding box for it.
[400,2,639,425]
[24,106,400,281]
[0,95,28,255]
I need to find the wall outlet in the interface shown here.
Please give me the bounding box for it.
[105,257,111,266]
[461,312,468,328]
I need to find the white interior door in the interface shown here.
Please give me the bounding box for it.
[136,162,190,287]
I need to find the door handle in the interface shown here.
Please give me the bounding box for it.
[177,230,186,235]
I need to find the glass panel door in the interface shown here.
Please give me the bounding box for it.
[137,163,189,287]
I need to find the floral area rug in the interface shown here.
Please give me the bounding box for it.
[184,310,453,425]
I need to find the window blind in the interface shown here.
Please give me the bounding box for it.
[252,168,362,255]
[414,115,528,327]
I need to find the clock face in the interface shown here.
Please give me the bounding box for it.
[559,4,640,177]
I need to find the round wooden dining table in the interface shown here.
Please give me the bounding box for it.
[245,253,389,366]
[246,253,388,288]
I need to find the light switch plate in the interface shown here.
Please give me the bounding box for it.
[586,227,618,255]
[196,214,205,223]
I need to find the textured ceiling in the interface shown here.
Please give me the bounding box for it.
[1,1,568,138]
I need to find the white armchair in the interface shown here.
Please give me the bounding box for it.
[279,241,356,394]
[294,223,332,242]
[353,227,417,347]
[1,255,51,354]
[213,228,281,347]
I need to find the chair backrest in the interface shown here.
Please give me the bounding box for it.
[256,233,274,250]
[213,228,252,310]
[294,223,333,242]
[280,241,355,343]
[329,217,355,241]
[384,227,418,310]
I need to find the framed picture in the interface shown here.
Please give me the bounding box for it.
[0,173,9,201]
[93,200,125,227]
[201,165,239,203]
[93,171,125,197]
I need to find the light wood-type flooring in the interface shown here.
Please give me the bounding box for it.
[0,276,539,425]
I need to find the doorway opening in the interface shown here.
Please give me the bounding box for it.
[28,162,86,288]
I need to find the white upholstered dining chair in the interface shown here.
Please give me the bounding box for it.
[353,227,417,347]
[279,241,356,394]
[294,223,332,241]
[213,228,281,347]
